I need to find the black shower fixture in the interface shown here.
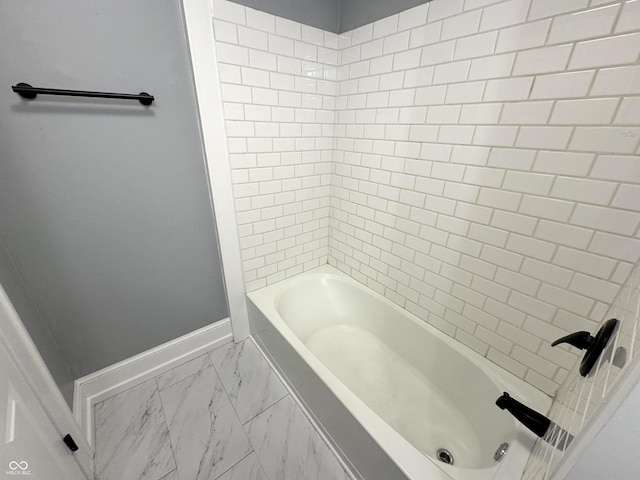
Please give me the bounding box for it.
[551,318,619,377]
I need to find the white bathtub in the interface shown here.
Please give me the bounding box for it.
[248,265,551,480]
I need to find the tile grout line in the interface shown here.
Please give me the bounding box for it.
[154,378,182,480]
[247,336,362,480]
[240,394,292,480]
[207,338,290,479]
[206,340,272,478]
[213,450,258,480]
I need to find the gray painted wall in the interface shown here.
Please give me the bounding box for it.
[0,0,229,391]
[230,0,340,32]
[0,238,75,405]
[339,0,431,32]
[228,0,430,33]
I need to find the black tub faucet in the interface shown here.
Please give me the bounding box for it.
[496,392,550,438]
[496,392,574,450]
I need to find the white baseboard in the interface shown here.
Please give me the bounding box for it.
[73,319,233,447]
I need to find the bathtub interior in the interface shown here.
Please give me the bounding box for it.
[275,274,518,470]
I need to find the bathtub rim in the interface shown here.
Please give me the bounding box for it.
[248,264,552,480]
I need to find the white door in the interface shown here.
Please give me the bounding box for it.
[0,285,90,480]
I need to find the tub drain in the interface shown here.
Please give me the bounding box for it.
[436,448,454,465]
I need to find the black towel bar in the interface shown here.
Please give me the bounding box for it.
[11,82,154,105]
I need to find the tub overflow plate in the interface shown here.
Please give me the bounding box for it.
[494,442,509,462]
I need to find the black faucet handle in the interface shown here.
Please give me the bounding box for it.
[551,331,594,350]
[551,319,619,377]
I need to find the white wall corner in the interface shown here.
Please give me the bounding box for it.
[181,0,251,341]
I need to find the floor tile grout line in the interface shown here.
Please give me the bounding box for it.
[92,376,157,412]
[207,340,251,426]
[240,390,289,427]
[158,469,180,480]
[156,353,212,392]
[212,450,256,480]
[91,349,219,408]
[203,340,270,478]
[156,362,255,480]
[209,338,288,425]
[154,378,182,480]
[240,394,292,480]
[234,340,290,425]
[93,378,176,480]
[241,392,358,480]
[248,336,361,480]
[209,338,289,480]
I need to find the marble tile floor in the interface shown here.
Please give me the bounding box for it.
[93,338,354,480]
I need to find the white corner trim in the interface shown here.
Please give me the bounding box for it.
[181,0,250,341]
[73,319,232,447]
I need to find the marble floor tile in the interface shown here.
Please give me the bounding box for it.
[159,470,180,480]
[245,395,352,480]
[94,378,176,480]
[209,339,288,424]
[156,353,211,391]
[159,366,253,480]
[216,453,269,480]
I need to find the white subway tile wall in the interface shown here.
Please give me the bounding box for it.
[211,0,640,395]
[330,0,640,396]
[211,0,338,291]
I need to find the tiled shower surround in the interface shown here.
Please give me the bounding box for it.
[213,0,337,291]
[212,0,640,395]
